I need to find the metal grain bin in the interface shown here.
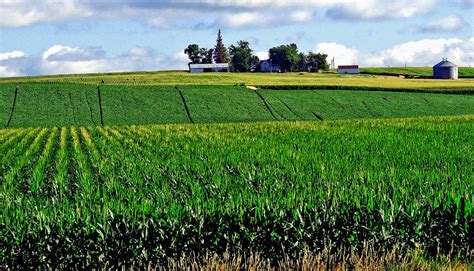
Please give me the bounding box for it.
[433,59,458,79]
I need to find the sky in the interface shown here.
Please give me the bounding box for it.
[0,0,473,77]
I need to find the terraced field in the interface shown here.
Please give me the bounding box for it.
[2,83,474,127]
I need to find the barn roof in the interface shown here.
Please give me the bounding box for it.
[338,65,359,69]
[189,63,229,69]
[434,59,457,68]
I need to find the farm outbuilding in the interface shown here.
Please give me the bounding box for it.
[433,59,458,79]
[189,63,229,73]
[338,65,359,74]
[258,60,280,72]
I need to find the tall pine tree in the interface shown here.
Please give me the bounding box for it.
[213,29,230,64]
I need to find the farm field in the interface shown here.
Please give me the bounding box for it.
[1,70,474,268]
[1,70,474,92]
[2,83,474,127]
[360,67,474,78]
[0,115,472,268]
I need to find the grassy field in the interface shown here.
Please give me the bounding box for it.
[361,67,474,78]
[1,115,472,268]
[2,83,474,127]
[1,70,474,91]
[1,70,473,268]
[0,84,16,126]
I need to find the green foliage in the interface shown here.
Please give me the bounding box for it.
[184,44,201,64]
[199,48,214,64]
[4,83,100,127]
[100,84,189,125]
[1,71,473,92]
[258,89,474,121]
[229,40,257,72]
[1,115,473,268]
[307,52,329,72]
[214,29,230,64]
[269,43,301,72]
[1,83,473,127]
[297,52,308,72]
[0,84,16,126]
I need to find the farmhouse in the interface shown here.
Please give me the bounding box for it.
[338,65,359,74]
[189,63,229,73]
[433,58,458,79]
[258,60,280,72]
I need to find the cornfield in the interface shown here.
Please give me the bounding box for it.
[1,115,473,268]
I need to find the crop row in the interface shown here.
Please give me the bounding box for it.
[2,83,474,128]
[1,71,474,91]
[1,115,473,268]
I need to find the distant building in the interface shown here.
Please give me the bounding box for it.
[189,63,229,73]
[338,65,359,74]
[258,60,280,72]
[433,58,458,79]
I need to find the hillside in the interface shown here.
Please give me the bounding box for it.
[360,67,474,78]
[1,71,474,92]
[2,83,474,127]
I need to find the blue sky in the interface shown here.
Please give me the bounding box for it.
[0,0,473,76]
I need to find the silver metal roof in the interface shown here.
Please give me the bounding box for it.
[189,63,229,69]
[434,59,457,68]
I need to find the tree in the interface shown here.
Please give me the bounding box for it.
[213,29,230,63]
[268,43,301,72]
[251,55,260,71]
[307,52,329,72]
[229,40,257,72]
[199,48,214,64]
[297,52,308,72]
[184,44,201,64]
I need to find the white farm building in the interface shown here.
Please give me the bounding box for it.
[189,63,229,73]
[258,60,280,72]
[338,65,359,74]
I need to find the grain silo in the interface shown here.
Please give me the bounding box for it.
[433,58,458,79]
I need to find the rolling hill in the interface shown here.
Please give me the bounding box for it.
[1,82,473,127]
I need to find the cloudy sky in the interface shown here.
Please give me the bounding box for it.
[0,0,473,76]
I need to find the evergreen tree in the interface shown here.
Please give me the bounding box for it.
[213,29,230,63]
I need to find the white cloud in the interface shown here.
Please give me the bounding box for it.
[0,0,439,28]
[0,51,25,61]
[0,45,188,77]
[42,45,106,61]
[456,0,474,7]
[0,0,92,27]
[325,0,435,20]
[0,66,19,77]
[315,43,360,65]
[2,37,473,77]
[255,51,269,60]
[411,15,467,33]
[289,10,314,22]
[315,37,474,67]
[219,12,262,28]
[0,50,27,77]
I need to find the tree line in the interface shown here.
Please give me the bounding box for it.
[184,30,329,73]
